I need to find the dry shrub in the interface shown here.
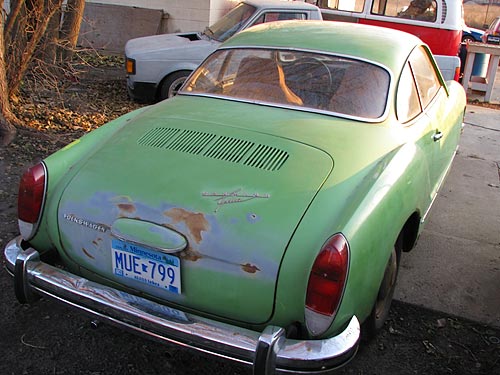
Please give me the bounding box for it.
[464,3,500,29]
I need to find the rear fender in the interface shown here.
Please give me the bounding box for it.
[274,142,429,336]
[29,108,150,255]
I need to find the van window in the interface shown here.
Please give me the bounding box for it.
[316,0,365,13]
[371,0,437,22]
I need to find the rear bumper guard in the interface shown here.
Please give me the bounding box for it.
[4,237,359,375]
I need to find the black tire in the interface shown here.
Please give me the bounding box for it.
[461,35,476,43]
[159,70,191,100]
[363,236,402,338]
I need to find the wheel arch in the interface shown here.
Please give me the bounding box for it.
[399,211,421,253]
[156,69,193,100]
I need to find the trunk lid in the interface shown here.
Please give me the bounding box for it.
[57,102,333,323]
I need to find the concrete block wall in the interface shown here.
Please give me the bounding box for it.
[209,0,239,25]
[86,0,238,33]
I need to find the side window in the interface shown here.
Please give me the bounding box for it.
[316,0,365,13]
[409,46,441,109]
[253,12,306,26]
[371,0,437,22]
[396,63,421,123]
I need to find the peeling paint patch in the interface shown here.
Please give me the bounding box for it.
[117,203,136,214]
[180,249,203,262]
[164,207,209,244]
[241,263,260,274]
[82,248,95,259]
[92,238,103,247]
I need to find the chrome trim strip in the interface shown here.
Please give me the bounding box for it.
[181,92,386,124]
[4,237,359,374]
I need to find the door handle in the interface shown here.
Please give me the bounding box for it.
[433,131,443,142]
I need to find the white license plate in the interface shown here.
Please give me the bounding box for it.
[487,36,500,44]
[111,239,181,294]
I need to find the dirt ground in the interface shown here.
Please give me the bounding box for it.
[0,56,499,375]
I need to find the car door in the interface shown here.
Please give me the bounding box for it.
[409,46,458,196]
[397,56,436,206]
[397,45,452,200]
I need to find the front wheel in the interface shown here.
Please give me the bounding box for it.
[159,70,191,100]
[364,237,402,338]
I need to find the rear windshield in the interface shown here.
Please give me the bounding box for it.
[182,48,390,119]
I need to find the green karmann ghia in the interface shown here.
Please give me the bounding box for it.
[5,21,466,374]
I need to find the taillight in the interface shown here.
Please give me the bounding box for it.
[453,66,461,82]
[18,163,47,240]
[305,233,349,336]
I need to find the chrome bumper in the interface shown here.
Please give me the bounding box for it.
[4,237,359,375]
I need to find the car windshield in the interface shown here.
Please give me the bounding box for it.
[182,48,390,119]
[205,3,256,42]
[489,17,500,34]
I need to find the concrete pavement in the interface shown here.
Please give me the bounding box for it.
[395,105,500,328]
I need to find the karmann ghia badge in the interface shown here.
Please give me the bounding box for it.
[202,189,270,212]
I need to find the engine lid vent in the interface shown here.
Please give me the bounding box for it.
[137,127,288,172]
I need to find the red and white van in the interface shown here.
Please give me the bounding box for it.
[311,0,463,80]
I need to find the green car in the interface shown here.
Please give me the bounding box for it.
[5,21,466,373]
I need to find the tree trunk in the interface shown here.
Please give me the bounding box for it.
[0,0,17,145]
[60,0,85,62]
[41,8,63,65]
[7,0,64,97]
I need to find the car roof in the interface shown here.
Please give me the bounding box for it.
[221,20,423,72]
[243,0,320,11]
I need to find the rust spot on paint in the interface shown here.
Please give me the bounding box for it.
[180,249,203,262]
[82,248,95,259]
[92,237,103,246]
[241,263,260,274]
[117,203,136,214]
[164,207,209,244]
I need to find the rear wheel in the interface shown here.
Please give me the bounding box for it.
[461,35,476,43]
[364,237,402,338]
[159,70,191,100]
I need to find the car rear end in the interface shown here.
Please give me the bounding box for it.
[6,97,362,373]
[482,17,500,45]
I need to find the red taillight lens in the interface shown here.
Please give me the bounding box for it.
[306,234,349,316]
[18,163,46,225]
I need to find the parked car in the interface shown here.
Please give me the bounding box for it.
[124,0,322,102]
[482,16,500,44]
[462,24,484,42]
[5,21,466,374]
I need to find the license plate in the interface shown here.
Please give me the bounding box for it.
[487,35,500,44]
[111,239,181,294]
